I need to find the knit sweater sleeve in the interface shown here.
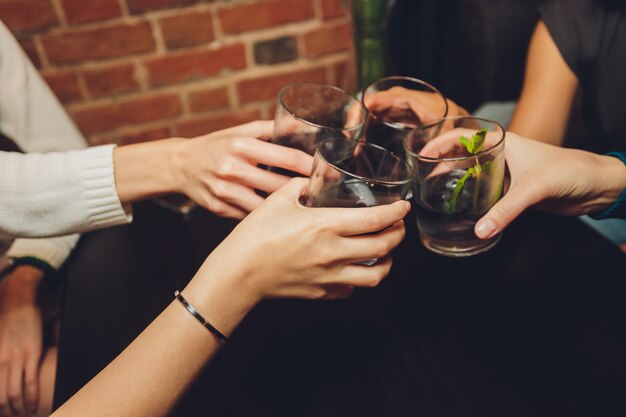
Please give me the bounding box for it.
[0,19,89,268]
[0,145,132,239]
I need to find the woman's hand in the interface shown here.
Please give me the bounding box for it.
[114,120,314,220]
[184,178,410,334]
[172,121,313,219]
[364,86,468,124]
[475,133,626,239]
[0,266,44,417]
[50,179,410,417]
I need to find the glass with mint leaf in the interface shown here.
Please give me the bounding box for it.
[404,116,505,257]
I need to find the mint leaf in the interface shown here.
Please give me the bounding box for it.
[447,128,489,213]
[471,128,487,153]
[459,135,472,152]
[459,128,487,155]
[448,166,475,213]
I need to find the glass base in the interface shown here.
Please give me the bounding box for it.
[419,232,501,257]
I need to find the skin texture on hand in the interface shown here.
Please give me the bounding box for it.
[474,132,626,239]
[114,121,313,219]
[364,86,468,124]
[189,178,410,312]
[0,265,44,417]
[171,121,313,219]
[53,178,410,417]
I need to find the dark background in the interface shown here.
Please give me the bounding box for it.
[387,0,548,111]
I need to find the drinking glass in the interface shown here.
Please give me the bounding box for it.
[361,76,448,155]
[301,137,413,264]
[404,116,506,257]
[271,82,367,162]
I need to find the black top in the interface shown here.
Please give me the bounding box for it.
[540,0,626,152]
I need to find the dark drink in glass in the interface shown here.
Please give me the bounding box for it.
[269,83,367,175]
[361,76,448,155]
[302,137,413,264]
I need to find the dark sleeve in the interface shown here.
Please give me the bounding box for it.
[539,0,603,80]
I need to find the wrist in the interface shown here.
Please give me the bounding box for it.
[0,265,43,306]
[169,138,191,195]
[182,260,258,337]
[113,138,185,202]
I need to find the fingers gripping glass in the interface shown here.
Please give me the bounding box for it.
[301,138,413,265]
[361,76,448,155]
[404,116,506,257]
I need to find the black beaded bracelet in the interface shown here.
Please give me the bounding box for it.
[174,290,229,343]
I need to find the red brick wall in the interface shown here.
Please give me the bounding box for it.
[0,0,355,144]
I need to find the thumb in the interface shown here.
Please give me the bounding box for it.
[474,184,541,239]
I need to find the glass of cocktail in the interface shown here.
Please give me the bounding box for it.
[361,76,448,156]
[301,137,413,264]
[269,82,367,176]
[404,116,505,256]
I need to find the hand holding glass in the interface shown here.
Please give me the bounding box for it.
[361,76,448,155]
[301,138,413,265]
[404,116,505,256]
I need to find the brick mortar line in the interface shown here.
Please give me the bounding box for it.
[87,103,266,141]
[31,35,51,69]
[75,71,90,101]
[217,17,345,43]
[117,0,130,17]
[210,4,224,40]
[312,0,324,20]
[146,16,167,55]
[49,0,68,28]
[143,2,216,20]
[41,30,265,71]
[37,14,151,36]
[227,80,240,108]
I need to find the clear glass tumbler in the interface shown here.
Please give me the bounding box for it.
[404,116,505,257]
[271,83,367,175]
[361,76,448,155]
[302,137,413,265]
[301,138,413,208]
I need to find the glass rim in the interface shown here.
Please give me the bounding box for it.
[403,115,506,162]
[361,75,449,126]
[315,138,413,187]
[278,82,367,132]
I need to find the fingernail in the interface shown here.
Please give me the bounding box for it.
[475,218,497,239]
[403,200,411,211]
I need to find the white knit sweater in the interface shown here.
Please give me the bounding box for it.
[0,145,132,239]
[0,21,130,269]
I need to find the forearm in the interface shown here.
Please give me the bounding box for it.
[52,263,255,417]
[113,139,185,203]
[53,303,221,417]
